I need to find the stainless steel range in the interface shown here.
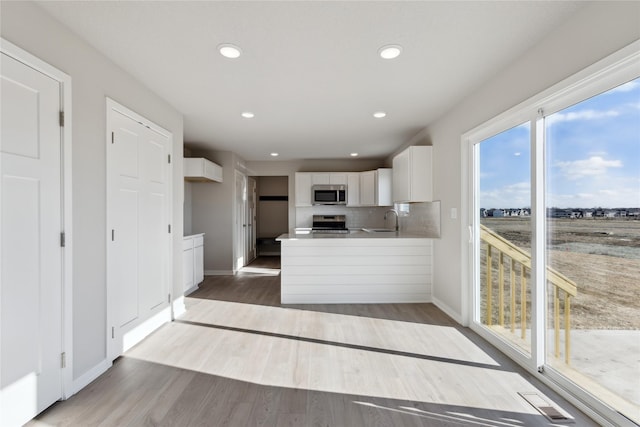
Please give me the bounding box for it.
[311,215,348,234]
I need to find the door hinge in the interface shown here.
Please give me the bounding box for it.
[59,111,65,127]
[60,232,66,247]
[168,154,171,164]
[168,293,171,303]
[111,326,115,339]
[111,131,115,144]
[168,224,171,233]
[61,352,66,368]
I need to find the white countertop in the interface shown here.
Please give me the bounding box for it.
[277,229,436,240]
[183,233,205,239]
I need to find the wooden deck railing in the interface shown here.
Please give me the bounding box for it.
[480,224,578,364]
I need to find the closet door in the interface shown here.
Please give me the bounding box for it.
[1,50,63,427]
[107,102,171,360]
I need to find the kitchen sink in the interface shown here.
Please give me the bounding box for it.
[362,228,396,233]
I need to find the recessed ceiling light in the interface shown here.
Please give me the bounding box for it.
[350,153,359,157]
[373,111,387,118]
[270,152,279,157]
[378,44,402,59]
[218,44,242,59]
[241,112,255,119]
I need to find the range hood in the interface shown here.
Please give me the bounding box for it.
[184,158,223,182]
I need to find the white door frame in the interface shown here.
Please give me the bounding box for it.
[234,170,247,272]
[461,40,640,427]
[105,98,173,361]
[0,38,74,399]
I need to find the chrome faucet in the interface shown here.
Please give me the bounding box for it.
[384,209,399,232]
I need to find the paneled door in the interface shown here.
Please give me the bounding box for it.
[106,101,172,361]
[0,52,63,426]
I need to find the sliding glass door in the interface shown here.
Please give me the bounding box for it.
[468,62,639,424]
[544,78,640,418]
[475,123,532,357]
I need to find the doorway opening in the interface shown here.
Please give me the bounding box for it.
[255,176,289,259]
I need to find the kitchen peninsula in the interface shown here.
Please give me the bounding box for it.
[277,230,434,304]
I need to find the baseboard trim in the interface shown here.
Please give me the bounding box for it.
[183,285,199,296]
[281,294,432,304]
[123,307,171,354]
[205,270,234,276]
[432,296,463,324]
[72,358,111,395]
[172,296,187,319]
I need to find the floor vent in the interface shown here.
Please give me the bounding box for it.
[518,392,575,423]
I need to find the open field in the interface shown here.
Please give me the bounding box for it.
[480,217,640,330]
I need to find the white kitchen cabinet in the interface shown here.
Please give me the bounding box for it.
[346,173,360,206]
[308,172,347,185]
[359,170,376,206]
[311,173,330,185]
[183,233,204,295]
[376,168,393,206]
[295,172,312,206]
[356,168,392,207]
[393,146,432,203]
[194,243,204,285]
[295,172,349,206]
[184,158,223,182]
[329,173,347,185]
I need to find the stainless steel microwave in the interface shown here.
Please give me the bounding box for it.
[311,185,347,205]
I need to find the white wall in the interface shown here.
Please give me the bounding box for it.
[190,150,240,274]
[184,182,193,235]
[1,2,184,381]
[424,2,640,321]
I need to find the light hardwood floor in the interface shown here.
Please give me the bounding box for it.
[28,257,597,426]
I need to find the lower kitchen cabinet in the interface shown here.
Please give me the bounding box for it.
[183,233,205,295]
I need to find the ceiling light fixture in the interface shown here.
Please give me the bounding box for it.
[241,112,255,119]
[270,152,279,157]
[378,44,402,59]
[373,111,387,118]
[218,43,242,59]
[350,153,359,157]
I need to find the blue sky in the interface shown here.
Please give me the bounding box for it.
[480,77,640,209]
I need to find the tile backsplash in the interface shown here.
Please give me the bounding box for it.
[296,205,389,228]
[295,200,440,237]
[399,201,441,237]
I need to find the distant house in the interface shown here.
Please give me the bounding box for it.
[627,209,640,218]
[604,210,618,218]
[547,208,571,218]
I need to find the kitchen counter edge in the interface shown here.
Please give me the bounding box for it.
[276,230,438,240]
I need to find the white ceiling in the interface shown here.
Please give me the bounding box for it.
[37,1,585,161]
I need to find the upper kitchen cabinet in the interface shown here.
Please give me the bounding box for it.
[295,172,312,206]
[295,172,348,206]
[393,146,432,203]
[184,157,223,182]
[346,173,360,206]
[357,169,392,207]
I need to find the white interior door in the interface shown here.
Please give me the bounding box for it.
[107,103,171,360]
[0,52,63,426]
[234,170,246,271]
